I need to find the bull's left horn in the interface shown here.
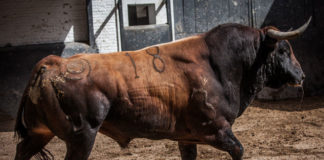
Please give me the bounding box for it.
[267,16,312,40]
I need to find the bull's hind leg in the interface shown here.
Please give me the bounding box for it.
[178,142,197,160]
[15,132,54,160]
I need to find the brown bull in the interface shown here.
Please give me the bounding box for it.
[14,17,311,160]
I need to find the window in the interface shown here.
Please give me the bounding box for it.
[128,4,156,26]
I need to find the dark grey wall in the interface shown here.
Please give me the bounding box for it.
[173,0,251,39]
[121,25,172,51]
[173,0,324,96]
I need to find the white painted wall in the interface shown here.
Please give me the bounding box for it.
[0,0,88,47]
[91,0,119,53]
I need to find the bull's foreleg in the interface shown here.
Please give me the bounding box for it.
[206,127,243,160]
[189,88,243,159]
[178,142,197,160]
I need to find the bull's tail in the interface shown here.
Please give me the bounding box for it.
[15,100,54,160]
[14,63,55,160]
[14,91,28,139]
[14,63,45,139]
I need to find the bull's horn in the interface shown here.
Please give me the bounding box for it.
[267,16,312,40]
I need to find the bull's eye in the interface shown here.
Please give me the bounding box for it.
[278,49,284,55]
[278,49,287,55]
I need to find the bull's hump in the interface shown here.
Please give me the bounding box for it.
[159,36,208,53]
[158,36,209,64]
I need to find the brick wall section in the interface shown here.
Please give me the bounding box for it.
[0,0,87,47]
[91,0,118,53]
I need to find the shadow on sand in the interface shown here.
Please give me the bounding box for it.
[253,96,324,112]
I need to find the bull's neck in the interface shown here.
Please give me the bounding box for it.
[204,28,267,118]
[237,39,272,117]
[237,61,267,117]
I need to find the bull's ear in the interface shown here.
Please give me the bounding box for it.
[260,28,278,48]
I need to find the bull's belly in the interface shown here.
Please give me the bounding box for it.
[100,83,191,141]
[113,85,186,131]
[99,121,202,148]
[99,98,211,145]
[106,104,176,136]
[101,119,174,140]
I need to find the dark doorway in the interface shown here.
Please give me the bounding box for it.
[128,4,156,26]
[119,0,172,51]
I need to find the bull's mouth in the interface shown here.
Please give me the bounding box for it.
[288,80,304,87]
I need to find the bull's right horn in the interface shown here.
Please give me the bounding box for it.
[267,16,312,40]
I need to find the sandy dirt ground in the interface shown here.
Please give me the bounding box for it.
[1,96,324,160]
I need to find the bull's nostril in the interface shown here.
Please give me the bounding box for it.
[302,74,306,80]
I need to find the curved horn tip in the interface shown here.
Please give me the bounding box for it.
[300,16,312,32]
[306,16,312,24]
[267,16,312,40]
